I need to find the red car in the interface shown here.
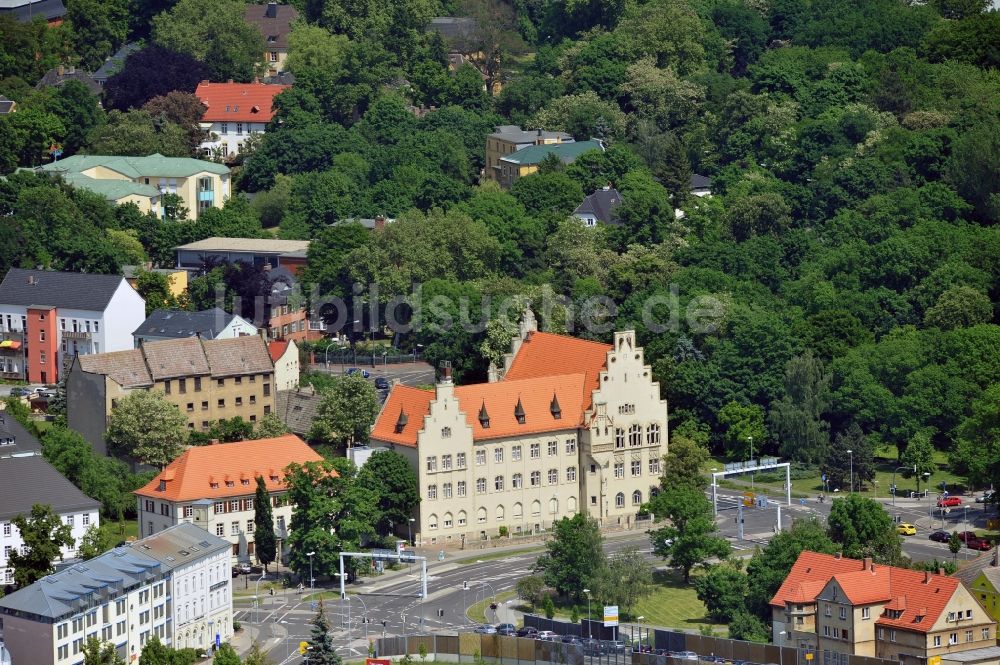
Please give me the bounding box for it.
[967,537,993,551]
[957,531,979,543]
[938,496,962,507]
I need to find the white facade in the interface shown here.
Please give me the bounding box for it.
[166,546,232,651]
[272,340,299,391]
[199,122,268,159]
[1,509,100,586]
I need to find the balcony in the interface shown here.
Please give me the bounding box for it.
[197,190,215,202]
[62,330,92,340]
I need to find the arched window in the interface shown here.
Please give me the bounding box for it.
[531,500,541,516]
[615,492,625,508]
[567,496,577,512]
[647,423,661,445]
[629,424,642,446]
[650,487,660,498]
[457,510,467,526]
[512,473,523,489]
[494,475,504,491]
[549,497,559,514]
[632,490,642,506]
[496,505,505,521]
[513,502,523,518]
[443,512,453,528]
[477,507,487,523]
[428,514,438,530]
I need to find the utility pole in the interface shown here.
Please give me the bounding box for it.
[737,502,744,541]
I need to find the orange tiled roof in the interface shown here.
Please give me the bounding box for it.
[195,81,289,124]
[772,551,966,634]
[134,435,326,501]
[268,340,289,363]
[502,331,611,408]
[371,374,586,447]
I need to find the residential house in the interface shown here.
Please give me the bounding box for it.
[497,139,603,189]
[134,436,326,563]
[484,125,573,184]
[273,385,321,438]
[66,335,275,454]
[91,43,140,87]
[195,80,289,159]
[266,266,325,342]
[370,307,667,545]
[690,173,713,197]
[35,65,101,94]
[132,308,257,346]
[0,268,145,384]
[37,154,231,220]
[174,237,309,275]
[50,170,163,215]
[0,523,232,665]
[573,186,623,227]
[0,96,16,115]
[0,415,101,587]
[122,265,188,300]
[771,551,996,665]
[0,0,66,26]
[243,2,298,76]
[426,17,503,94]
[268,339,299,391]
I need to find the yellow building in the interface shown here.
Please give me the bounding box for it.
[244,3,298,77]
[66,336,275,454]
[123,265,188,299]
[968,568,1000,624]
[495,139,604,189]
[38,154,231,220]
[484,125,574,184]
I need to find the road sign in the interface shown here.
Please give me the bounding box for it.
[215,633,220,647]
[805,653,814,661]
[603,605,619,627]
[929,657,941,665]
[743,492,755,507]
[300,641,309,655]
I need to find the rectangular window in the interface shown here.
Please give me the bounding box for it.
[230,499,239,511]
[426,456,437,472]
[194,377,201,391]
[178,378,186,393]
[216,523,224,536]
[877,628,884,640]
[475,450,486,465]
[39,329,45,341]
[649,458,661,474]
[891,630,897,643]
[631,460,641,476]
[247,520,254,533]
[442,455,452,470]
[457,481,466,497]
[530,443,540,458]
[567,466,577,481]
[862,607,870,619]
[218,398,225,408]
[614,463,624,479]
[530,471,540,486]
[2,523,8,536]
[236,123,243,135]
[494,447,504,463]
[456,453,466,468]
[565,439,577,454]
[840,607,847,620]
[235,396,242,406]
[548,440,557,456]
[428,484,437,499]
[218,378,225,387]
[221,122,228,135]
[476,478,486,493]
[548,469,557,484]
[966,630,974,642]
[512,445,522,461]
[163,379,170,394]
[983,629,990,640]
[40,351,46,364]
[231,521,239,535]
[443,483,452,498]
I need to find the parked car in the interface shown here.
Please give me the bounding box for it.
[938,496,963,507]
[475,625,497,634]
[957,531,979,543]
[536,630,558,641]
[968,537,993,551]
[929,530,950,542]
[232,563,251,575]
[8,387,28,397]
[673,651,700,661]
[897,523,917,536]
[516,626,538,638]
[583,639,602,655]
[496,623,516,636]
[374,377,389,390]
[346,367,371,378]
[602,640,627,654]
[976,491,995,503]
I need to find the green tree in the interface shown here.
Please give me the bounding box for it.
[516,575,545,609]
[285,23,350,76]
[949,532,961,560]
[900,431,936,495]
[821,424,874,493]
[134,269,178,316]
[66,0,129,71]
[142,92,208,151]
[8,504,75,587]
[827,494,903,564]
[728,609,770,643]
[48,80,106,155]
[82,637,126,665]
[105,390,188,467]
[924,286,993,331]
[694,561,748,623]
[78,523,112,560]
[254,476,277,572]
[660,434,708,491]
[356,450,420,538]
[86,110,191,157]
[945,121,1000,222]
[531,91,626,140]
[152,0,265,82]
[542,594,555,619]
[717,401,767,460]
[212,644,242,665]
[769,352,831,464]
[535,513,604,600]
[591,548,653,618]
[306,600,341,665]
[649,485,730,582]
[243,644,273,665]
[312,373,381,448]
[253,414,289,439]
[1,106,65,168]
[951,385,1000,489]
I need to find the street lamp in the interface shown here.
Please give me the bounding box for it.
[778,631,786,665]
[253,573,266,645]
[891,465,916,507]
[847,450,853,493]
[583,588,592,639]
[413,343,423,362]
[307,551,315,590]
[637,616,645,649]
[407,518,415,547]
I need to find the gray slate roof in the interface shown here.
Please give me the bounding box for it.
[0,413,43,458]
[133,308,247,340]
[0,455,99,521]
[244,3,299,50]
[0,268,127,312]
[35,67,101,94]
[0,96,15,114]
[427,16,478,44]
[489,124,573,144]
[0,524,228,621]
[573,187,623,225]
[275,386,322,436]
[690,173,712,191]
[0,0,65,22]
[92,42,141,82]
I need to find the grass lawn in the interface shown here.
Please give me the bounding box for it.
[631,570,727,635]
[467,590,519,624]
[454,547,544,565]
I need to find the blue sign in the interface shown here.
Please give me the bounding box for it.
[216,633,220,647]
[311,601,317,611]
[822,474,826,481]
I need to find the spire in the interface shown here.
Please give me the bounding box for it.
[550,392,561,419]
[478,401,490,429]
[394,408,408,434]
[514,396,526,424]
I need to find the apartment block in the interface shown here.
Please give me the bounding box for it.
[0,523,232,665]
[66,336,275,454]
[772,551,996,665]
[484,125,573,184]
[0,268,145,384]
[370,308,668,545]
[134,436,325,563]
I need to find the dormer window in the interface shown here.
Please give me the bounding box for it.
[158,480,166,491]
[241,479,249,486]
[210,482,219,489]
[478,402,490,429]
[550,393,561,419]
[226,481,235,488]
[394,409,408,434]
[514,397,526,425]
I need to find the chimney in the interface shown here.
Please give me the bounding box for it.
[265,1,278,18]
[57,64,64,76]
[227,79,234,84]
[835,552,842,559]
[209,438,220,445]
[924,570,932,584]
[374,215,386,231]
[863,557,873,571]
[27,275,36,285]
[440,362,452,384]
[938,568,945,576]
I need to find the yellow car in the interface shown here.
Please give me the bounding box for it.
[897,523,917,536]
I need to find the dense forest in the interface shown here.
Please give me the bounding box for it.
[0,0,998,484]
